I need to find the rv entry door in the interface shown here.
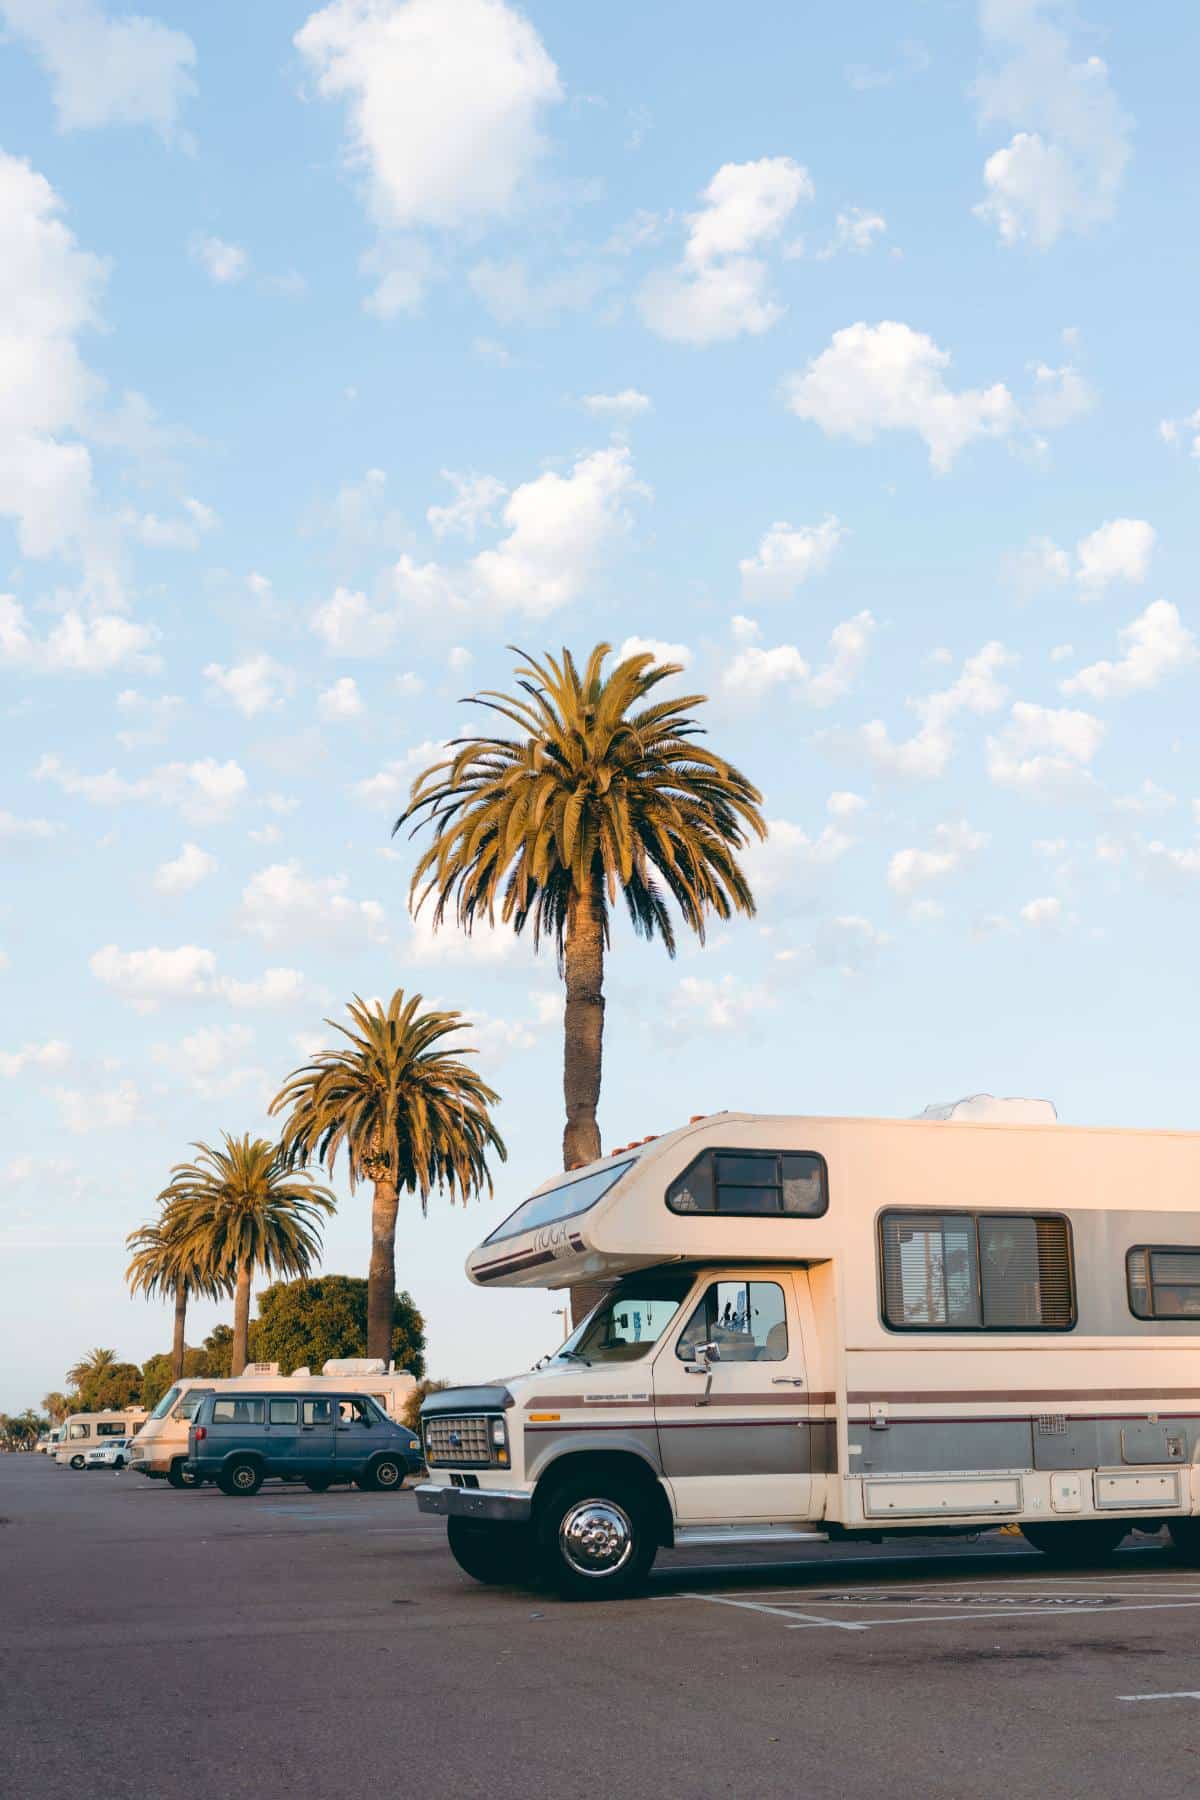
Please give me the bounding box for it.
[653,1271,814,1523]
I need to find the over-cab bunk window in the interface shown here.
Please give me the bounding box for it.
[666,1149,827,1218]
[1127,1247,1200,1320]
[879,1211,1075,1331]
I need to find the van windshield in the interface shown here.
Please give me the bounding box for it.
[150,1386,181,1421]
[552,1277,693,1365]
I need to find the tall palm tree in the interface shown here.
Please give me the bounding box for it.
[162,1135,336,1377]
[125,1205,227,1382]
[396,644,765,1319]
[270,991,506,1363]
[41,1392,71,1425]
[66,1348,117,1392]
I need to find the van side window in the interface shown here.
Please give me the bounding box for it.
[676,1280,789,1362]
[212,1398,265,1424]
[96,1422,126,1437]
[268,1399,299,1424]
[666,1150,827,1218]
[879,1211,1074,1331]
[337,1398,374,1425]
[1128,1247,1200,1319]
[68,1424,88,1439]
[302,1399,335,1426]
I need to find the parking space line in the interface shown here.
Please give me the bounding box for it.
[1118,1692,1200,1703]
[679,1593,869,1631]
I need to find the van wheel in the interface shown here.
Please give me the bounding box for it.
[1021,1521,1127,1563]
[447,1518,535,1586]
[304,1475,332,1493]
[218,1458,263,1497]
[536,1476,657,1601]
[366,1455,404,1492]
[167,1460,198,1490]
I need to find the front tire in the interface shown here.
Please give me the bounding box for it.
[167,1459,199,1490]
[536,1477,657,1601]
[1021,1520,1127,1564]
[70,1455,86,1470]
[218,1457,263,1497]
[447,1517,535,1586]
[365,1455,404,1492]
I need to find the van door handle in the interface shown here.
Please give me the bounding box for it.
[771,1377,805,1386]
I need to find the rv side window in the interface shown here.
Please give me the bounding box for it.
[212,1398,265,1424]
[1128,1247,1200,1319]
[666,1149,827,1218]
[676,1281,789,1362]
[68,1424,88,1439]
[96,1422,127,1438]
[880,1211,1074,1331]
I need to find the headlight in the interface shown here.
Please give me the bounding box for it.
[491,1416,509,1467]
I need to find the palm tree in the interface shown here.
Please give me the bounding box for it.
[41,1392,71,1425]
[126,1205,227,1382]
[396,644,765,1318]
[66,1348,117,1392]
[270,991,506,1363]
[161,1135,336,1377]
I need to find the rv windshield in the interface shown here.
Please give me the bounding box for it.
[553,1276,693,1365]
[150,1386,181,1421]
[483,1158,636,1246]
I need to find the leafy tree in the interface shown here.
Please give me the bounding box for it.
[161,1135,335,1376]
[126,1205,228,1380]
[397,643,765,1318]
[201,1324,236,1379]
[271,992,504,1362]
[81,1363,143,1413]
[401,1376,450,1431]
[139,1348,210,1412]
[67,1348,117,1391]
[254,1275,426,1378]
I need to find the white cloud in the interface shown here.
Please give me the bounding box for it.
[188,234,248,284]
[467,256,610,329]
[310,586,397,657]
[153,1023,266,1099]
[1160,406,1200,459]
[1027,360,1095,430]
[317,675,365,721]
[666,972,774,1037]
[0,0,196,138]
[1074,518,1156,593]
[36,753,248,822]
[295,0,561,312]
[1006,534,1072,599]
[125,496,218,550]
[785,321,1017,471]
[0,1038,70,1079]
[0,597,160,676]
[816,208,887,258]
[447,646,472,675]
[354,738,446,810]
[0,810,59,841]
[215,967,310,1010]
[407,907,526,966]
[89,942,216,1010]
[238,862,387,949]
[1020,894,1064,929]
[204,654,292,718]
[739,517,844,602]
[723,611,875,707]
[55,1078,140,1133]
[427,470,507,540]
[805,913,890,974]
[616,635,692,671]
[638,157,813,345]
[888,820,988,900]
[115,688,183,748]
[1061,600,1197,701]
[974,0,1131,249]
[581,389,652,422]
[1112,779,1175,816]
[742,819,854,916]
[153,841,217,895]
[316,467,407,551]
[827,791,866,818]
[843,640,1013,780]
[987,699,1104,792]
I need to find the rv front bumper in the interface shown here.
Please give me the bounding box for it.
[415,1482,532,1524]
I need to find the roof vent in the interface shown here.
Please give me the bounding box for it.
[917,1094,1058,1124]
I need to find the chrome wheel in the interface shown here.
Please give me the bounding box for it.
[232,1466,256,1491]
[558,1498,634,1578]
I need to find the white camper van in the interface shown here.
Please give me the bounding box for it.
[130,1360,417,1487]
[55,1410,148,1468]
[417,1108,1200,1598]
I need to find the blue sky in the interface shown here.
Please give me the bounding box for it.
[2,0,1199,1413]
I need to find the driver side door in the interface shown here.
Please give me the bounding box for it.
[652,1272,813,1523]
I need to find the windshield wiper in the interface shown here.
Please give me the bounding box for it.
[557,1348,591,1365]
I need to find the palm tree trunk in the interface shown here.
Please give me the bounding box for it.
[563,881,609,1327]
[171,1282,188,1380]
[231,1262,253,1377]
[366,1176,400,1364]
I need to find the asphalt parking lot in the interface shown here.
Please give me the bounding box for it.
[5,1457,1200,1800]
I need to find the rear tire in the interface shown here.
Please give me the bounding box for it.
[365,1455,404,1492]
[447,1517,535,1586]
[536,1476,657,1601]
[1021,1520,1127,1564]
[167,1460,198,1490]
[218,1457,263,1497]
[70,1455,85,1470]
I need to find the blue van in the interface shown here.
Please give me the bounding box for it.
[186,1390,423,1496]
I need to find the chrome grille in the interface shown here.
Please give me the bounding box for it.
[424,1414,493,1468]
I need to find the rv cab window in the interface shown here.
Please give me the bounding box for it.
[676,1281,789,1363]
[483,1159,636,1245]
[150,1386,181,1420]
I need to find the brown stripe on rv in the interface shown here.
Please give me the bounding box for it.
[527,1391,836,1409]
[473,1250,557,1282]
[845,1387,1200,1403]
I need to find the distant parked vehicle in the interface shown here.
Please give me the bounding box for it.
[55,1411,147,1469]
[85,1438,133,1471]
[36,1430,62,1456]
[187,1389,423,1496]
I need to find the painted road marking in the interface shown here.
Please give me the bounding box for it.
[679,1594,869,1631]
[1118,1692,1200,1703]
[674,1591,1200,1635]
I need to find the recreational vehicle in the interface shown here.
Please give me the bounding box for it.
[129,1360,417,1488]
[418,1107,1200,1598]
[55,1410,147,1468]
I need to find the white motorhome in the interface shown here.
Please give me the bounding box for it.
[55,1410,148,1468]
[130,1360,417,1487]
[417,1106,1200,1598]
